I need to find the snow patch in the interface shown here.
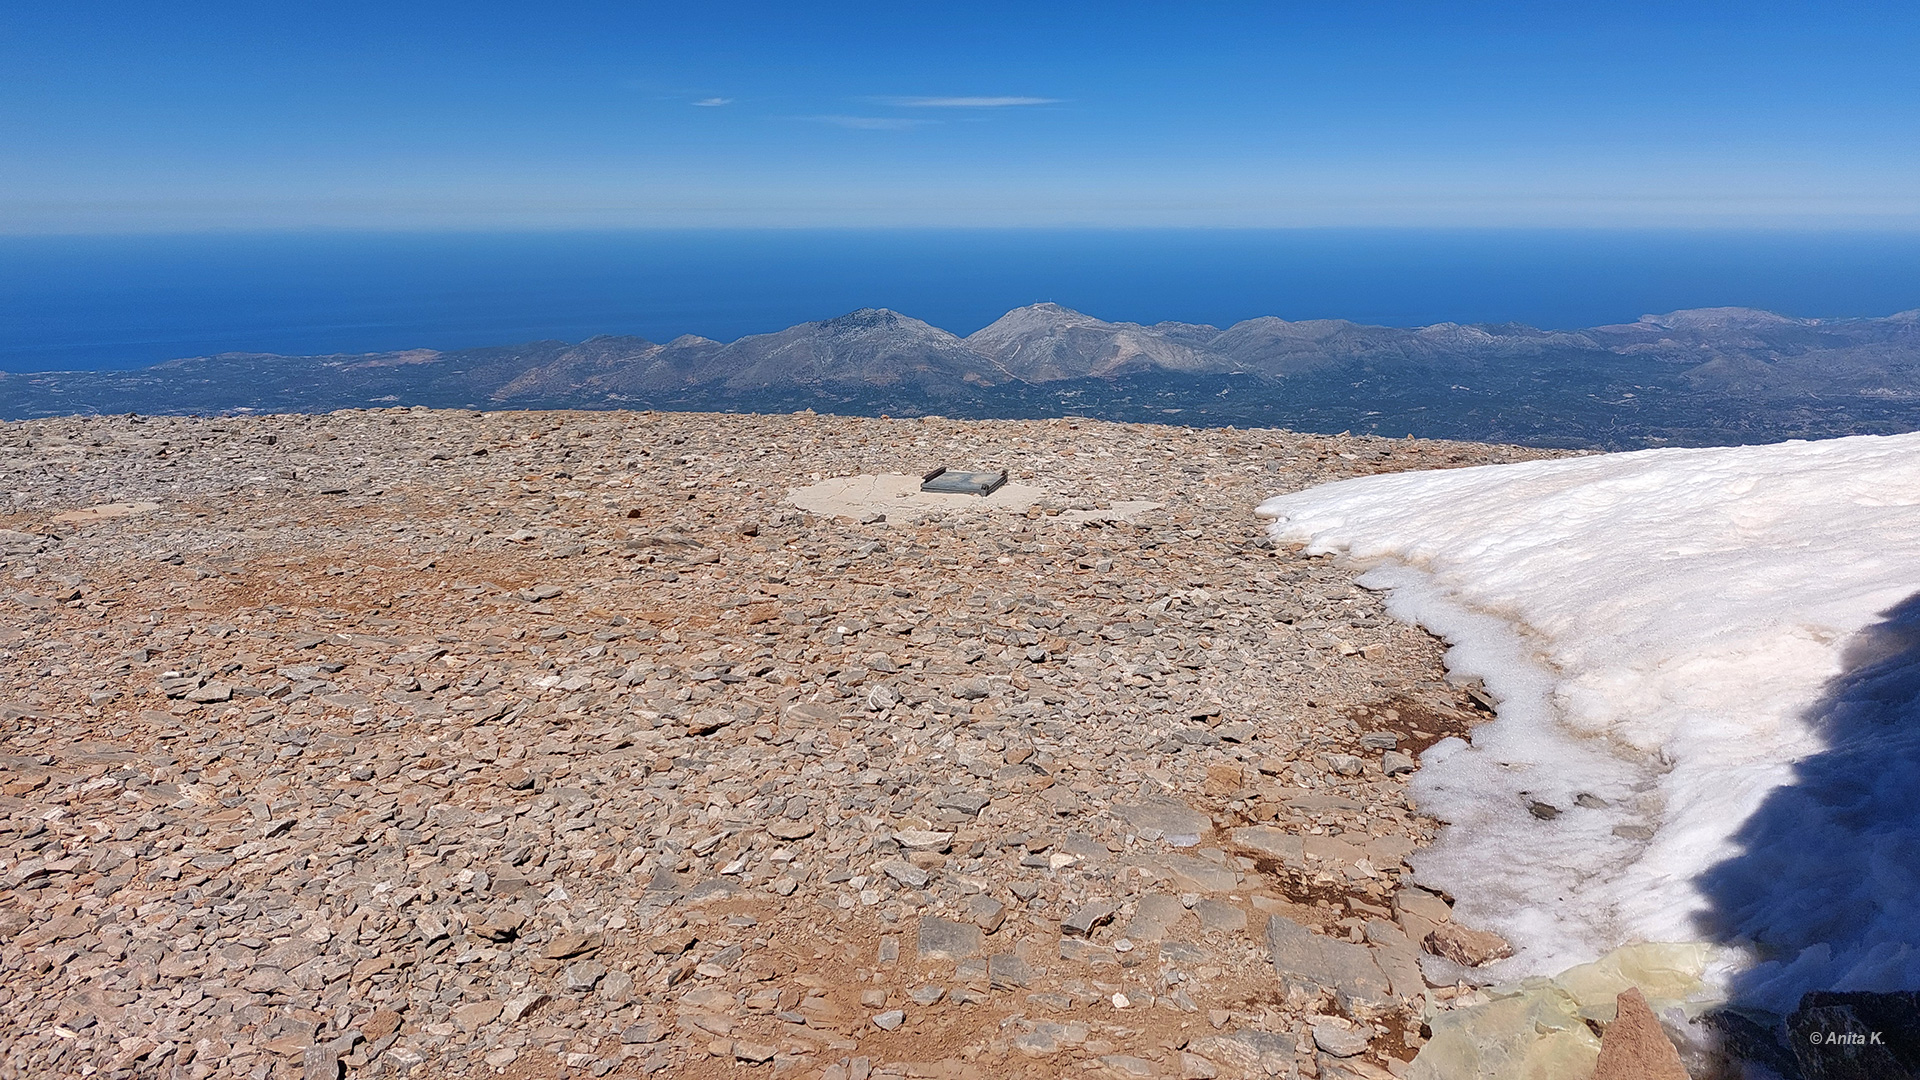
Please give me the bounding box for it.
[1256,433,1920,1010]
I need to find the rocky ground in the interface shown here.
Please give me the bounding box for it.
[0,409,1567,1080]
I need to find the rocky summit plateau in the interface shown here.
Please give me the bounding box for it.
[6,304,1920,450]
[0,406,1584,1080]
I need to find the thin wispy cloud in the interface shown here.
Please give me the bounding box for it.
[810,115,931,130]
[887,96,1060,108]
[692,97,733,107]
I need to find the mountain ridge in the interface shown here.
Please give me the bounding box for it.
[4,303,1918,450]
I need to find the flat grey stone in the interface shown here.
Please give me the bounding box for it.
[1364,918,1426,1000]
[563,960,606,991]
[1179,1051,1219,1079]
[1059,938,1117,965]
[734,1041,777,1063]
[1193,899,1248,933]
[1113,798,1209,847]
[1061,901,1118,938]
[880,859,930,888]
[685,878,736,901]
[502,991,550,1023]
[1324,753,1364,776]
[1227,825,1305,866]
[966,893,1007,933]
[988,952,1034,989]
[303,1043,344,1080]
[894,829,954,852]
[1124,894,1188,942]
[1187,1031,1295,1075]
[916,916,983,960]
[1158,941,1209,964]
[1010,1021,1088,1055]
[1419,950,1491,989]
[1311,1019,1372,1057]
[937,791,991,815]
[1266,914,1393,1008]
[1139,852,1238,893]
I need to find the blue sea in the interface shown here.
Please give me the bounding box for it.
[4,229,1920,372]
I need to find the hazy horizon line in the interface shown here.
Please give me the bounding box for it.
[11,222,1920,240]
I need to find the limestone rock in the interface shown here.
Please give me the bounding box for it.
[1267,914,1393,1008]
[1312,1017,1373,1057]
[916,916,983,960]
[1179,1051,1219,1079]
[966,894,1008,933]
[1408,984,1600,1080]
[1188,1030,1295,1076]
[1062,901,1119,937]
[1424,922,1513,967]
[1592,988,1688,1080]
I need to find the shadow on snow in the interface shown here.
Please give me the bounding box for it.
[1696,590,1920,1016]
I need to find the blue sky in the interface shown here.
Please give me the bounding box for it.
[4,1,1918,231]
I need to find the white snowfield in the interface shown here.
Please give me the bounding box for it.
[1256,432,1920,1012]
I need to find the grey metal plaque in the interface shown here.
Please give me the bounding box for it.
[920,467,1008,496]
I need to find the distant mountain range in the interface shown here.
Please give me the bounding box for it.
[5,303,1919,449]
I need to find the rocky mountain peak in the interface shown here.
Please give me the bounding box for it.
[968,303,1108,338]
[968,304,1229,381]
[818,308,918,333]
[1637,307,1809,331]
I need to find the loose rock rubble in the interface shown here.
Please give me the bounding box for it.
[0,409,1566,1080]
